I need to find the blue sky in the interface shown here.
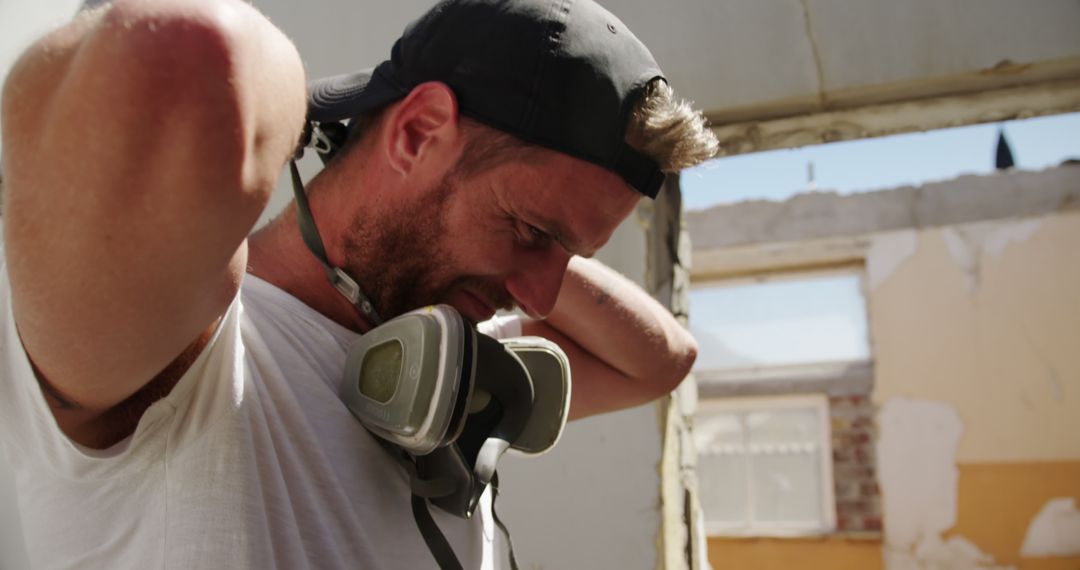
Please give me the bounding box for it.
[682,112,1080,211]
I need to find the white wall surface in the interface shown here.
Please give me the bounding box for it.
[0,0,83,163]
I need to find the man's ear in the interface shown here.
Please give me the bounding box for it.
[381,82,461,176]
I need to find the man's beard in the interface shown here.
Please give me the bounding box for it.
[340,175,513,322]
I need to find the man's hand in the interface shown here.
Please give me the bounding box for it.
[522,256,697,419]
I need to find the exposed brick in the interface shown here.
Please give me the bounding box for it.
[836,500,873,516]
[850,431,872,445]
[833,465,875,481]
[828,394,881,534]
[851,416,875,429]
[853,444,875,463]
[834,481,860,501]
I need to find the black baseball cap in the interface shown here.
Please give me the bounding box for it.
[307,0,666,198]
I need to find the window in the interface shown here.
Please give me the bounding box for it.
[690,271,870,374]
[696,395,835,536]
[690,268,882,535]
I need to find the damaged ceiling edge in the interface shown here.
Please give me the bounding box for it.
[709,74,1080,157]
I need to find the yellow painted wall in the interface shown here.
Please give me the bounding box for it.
[866,211,1080,568]
[707,535,883,570]
[705,461,1080,570]
[949,461,1080,570]
[869,212,1080,463]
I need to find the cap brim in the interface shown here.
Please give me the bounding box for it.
[307,65,407,123]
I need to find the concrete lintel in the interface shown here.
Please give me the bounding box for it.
[696,360,874,399]
[710,77,1080,157]
[688,164,1080,251]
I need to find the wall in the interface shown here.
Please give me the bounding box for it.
[870,213,1080,570]
[690,165,1080,570]
[708,535,883,570]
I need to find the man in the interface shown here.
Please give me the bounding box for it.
[0,0,717,567]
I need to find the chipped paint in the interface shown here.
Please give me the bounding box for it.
[942,219,1042,293]
[878,398,963,548]
[887,535,1015,570]
[878,398,1012,569]
[1020,498,1080,557]
[867,230,918,290]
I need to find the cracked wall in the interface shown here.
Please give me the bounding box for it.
[868,213,1080,569]
[691,166,1080,569]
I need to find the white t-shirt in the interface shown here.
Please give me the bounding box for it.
[0,255,521,569]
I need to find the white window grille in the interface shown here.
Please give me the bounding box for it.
[695,394,836,536]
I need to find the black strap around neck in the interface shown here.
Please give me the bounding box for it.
[411,494,466,570]
[369,431,522,570]
[288,159,384,326]
[490,473,521,570]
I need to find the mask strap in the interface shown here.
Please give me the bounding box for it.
[288,142,384,326]
[490,473,522,570]
[369,427,521,570]
[411,494,466,570]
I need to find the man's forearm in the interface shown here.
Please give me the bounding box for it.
[522,256,698,419]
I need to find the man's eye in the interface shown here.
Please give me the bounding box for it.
[528,225,546,240]
[517,221,550,247]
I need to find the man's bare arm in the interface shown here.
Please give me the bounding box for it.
[1,0,305,432]
[522,256,697,419]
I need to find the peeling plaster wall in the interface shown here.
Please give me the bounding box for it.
[867,212,1080,569]
[869,212,1080,463]
[877,398,1012,570]
[1020,498,1080,558]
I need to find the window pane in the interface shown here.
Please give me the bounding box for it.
[690,273,869,371]
[695,412,743,451]
[746,408,821,446]
[698,452,748,529]
[750,452,823,525]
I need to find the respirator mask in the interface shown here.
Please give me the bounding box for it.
[341,304,571,517]
[290,121,572,570]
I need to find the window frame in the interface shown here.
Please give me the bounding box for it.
[696,393,837,537]
[689,265,872,377]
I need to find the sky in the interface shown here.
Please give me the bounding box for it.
[682,112,1080,211]
[690,273,869,372]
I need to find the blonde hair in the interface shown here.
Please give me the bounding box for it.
[338,79,717,180]
[625,79,717,172]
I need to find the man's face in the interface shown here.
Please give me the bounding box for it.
[340,144,640,323]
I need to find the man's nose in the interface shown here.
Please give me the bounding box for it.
[504,248,573,319]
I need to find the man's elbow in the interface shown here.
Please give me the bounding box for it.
[645,330,698,399]
[667,333,698,392]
